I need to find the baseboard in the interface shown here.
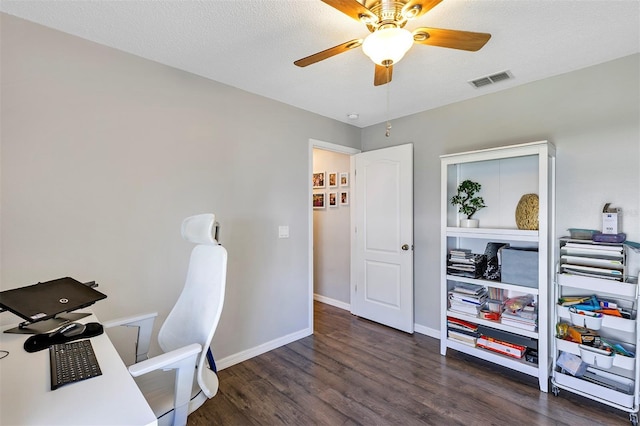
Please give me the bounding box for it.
[215,327,312,371]
[313,294,350,311]
[215,307,439,371]
[215,296,349,371]
[414,323,440,339]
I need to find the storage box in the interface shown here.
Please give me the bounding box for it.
[477,324,538,350]
[556,351,587,376]
[567,325,598,344]
[501,247,538,287]
[602,204,621,234]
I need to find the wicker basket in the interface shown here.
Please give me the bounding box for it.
[515,194,539,230]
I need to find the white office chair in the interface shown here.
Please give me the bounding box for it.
[104,213,227,426]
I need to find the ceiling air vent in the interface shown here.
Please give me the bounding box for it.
[469,71,512,88]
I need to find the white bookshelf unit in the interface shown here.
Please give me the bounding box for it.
[552,239,639,425]
[440,141,556,393]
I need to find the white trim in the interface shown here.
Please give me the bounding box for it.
[414,324,439,339]
[215,327,312,371]
[308,139,361,337]
[310,139,360,155]
[313,294,350,311]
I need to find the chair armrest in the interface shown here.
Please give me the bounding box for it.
[103,312,158,362]
[128,343,202,377]
[102,312,158,328]
[128,343,202,426]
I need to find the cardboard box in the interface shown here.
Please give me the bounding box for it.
[602,203,621,234]
[603,212,621,234]
[567,325,598,344]
[501,247,538,287]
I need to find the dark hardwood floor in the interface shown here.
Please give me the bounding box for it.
[189,302,630,425]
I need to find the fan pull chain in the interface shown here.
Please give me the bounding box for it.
[385,66,391,137]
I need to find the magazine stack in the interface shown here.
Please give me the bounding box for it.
[447,249,486,279]
[448,282,487,317]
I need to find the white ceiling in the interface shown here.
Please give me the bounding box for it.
[1,0,639,128]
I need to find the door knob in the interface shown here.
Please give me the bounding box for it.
[401,244,410,251]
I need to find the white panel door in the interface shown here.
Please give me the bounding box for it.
[352,144,413,333]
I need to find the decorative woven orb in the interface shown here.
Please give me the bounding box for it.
[515,194,539,230]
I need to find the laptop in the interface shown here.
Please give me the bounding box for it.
[0,277,107,334]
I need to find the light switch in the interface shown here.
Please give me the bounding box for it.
[278,226,289,238]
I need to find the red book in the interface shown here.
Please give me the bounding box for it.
[447,316,478,331]
[477,335,526,358]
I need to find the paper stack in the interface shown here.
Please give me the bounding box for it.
[560,241,624,281]
[448,282,487,317]
[447,249,486,278]
[501,305,537,331]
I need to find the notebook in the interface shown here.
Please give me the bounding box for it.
[0,277,107,324]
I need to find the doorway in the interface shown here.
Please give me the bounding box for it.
[308,140,414,334]
[308,139,360,331]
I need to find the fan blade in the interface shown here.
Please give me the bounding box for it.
[321,0,376,22]
[402,0,443,19]
[374,64,393,86]
[412,27,491,51]
[294,39,363,67]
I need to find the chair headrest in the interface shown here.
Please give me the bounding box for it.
[181,214,217,245]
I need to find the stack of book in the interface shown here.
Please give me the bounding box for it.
[447,316,479,347]
[447,249,486,278]
[560,241,624,281]
[448,283,487,317]
[501,305,537,331]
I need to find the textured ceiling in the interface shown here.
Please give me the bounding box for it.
[1,0,639,128]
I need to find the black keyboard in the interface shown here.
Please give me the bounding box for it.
[49,339,102,390]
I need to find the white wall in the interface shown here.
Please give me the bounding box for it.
[0,14,361,363]
[361,54,640,335]
[2,14,638,366]
[312,148,351,304]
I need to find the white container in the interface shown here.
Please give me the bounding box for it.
[569,310,603,330]
[556,338,636,371]
[459,219,479,228]
[579,344,614,369]
[558,306,636,333]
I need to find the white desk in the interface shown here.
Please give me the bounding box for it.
[0,311,157,426]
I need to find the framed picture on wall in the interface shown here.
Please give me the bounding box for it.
[340,191,349,206]
[328,172,338,188]
[313,192,326,209]
[339,172,349,187]
[313,172,325,188]
[329,192,338,207]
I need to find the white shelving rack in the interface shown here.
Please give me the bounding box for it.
[440,141,556,392]
[551,239,640,426]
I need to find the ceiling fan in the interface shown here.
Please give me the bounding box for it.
[294,0,491,86]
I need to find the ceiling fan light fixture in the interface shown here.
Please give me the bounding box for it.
[362,27,413,66]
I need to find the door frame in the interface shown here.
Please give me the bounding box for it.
[308,139,360,332]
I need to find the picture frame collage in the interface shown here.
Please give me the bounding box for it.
[313,171,349,209]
